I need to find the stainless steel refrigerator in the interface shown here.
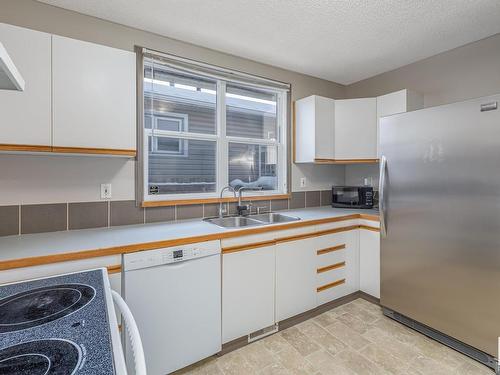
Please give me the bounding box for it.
[379,94,500,372]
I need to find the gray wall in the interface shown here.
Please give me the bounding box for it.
[0,0,346,206]
[346,33,500,107]
[345,33,500,188]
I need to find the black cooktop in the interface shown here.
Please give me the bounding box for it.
[0,284,95,333]
[0,270,116,374]
[0,339,81,374]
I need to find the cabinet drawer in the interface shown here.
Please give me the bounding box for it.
[317,265,346,287]
[317,279,348,306]
[316,245,346,268]
[315,232,347,250]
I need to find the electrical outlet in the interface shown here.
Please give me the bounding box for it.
[300,177,307,188]
[100,184,112,199]
[363,177,373,186]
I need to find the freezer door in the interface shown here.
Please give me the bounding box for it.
[379,94,500,356]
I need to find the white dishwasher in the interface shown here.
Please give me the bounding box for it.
[123,240,221,375]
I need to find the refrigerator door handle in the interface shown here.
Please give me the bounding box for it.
[379,155,387,238]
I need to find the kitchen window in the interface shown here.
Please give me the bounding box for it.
[141,50,289,202]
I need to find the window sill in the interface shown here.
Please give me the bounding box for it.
[141,194,291,207]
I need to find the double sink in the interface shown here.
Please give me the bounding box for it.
[205,212,300,228]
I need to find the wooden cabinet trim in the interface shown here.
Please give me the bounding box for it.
[106,264,122,274]
[227,225,359,254]
[223,240,276,254]
[0,144,52,153]
[317,278,346,292]
[142,194,291,207]
[358,214,379,222]
[52,146,136,157]
[0,144,136,157]
[276,225,359,244]
[0,215,378,270]
[317,261,345,274]
[317,244,346,255]
[359,225,380,232]
[314,158,379,164]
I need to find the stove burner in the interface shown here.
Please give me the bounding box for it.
[0,339,81,374]
[0,284,95,333]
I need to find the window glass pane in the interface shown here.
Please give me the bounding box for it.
[154,136,184,154]
[144,62,217,135]
[145,114,152,129]
[228,142,277,191]
[156,117,182,132]
[148,136,217,195]
[226,84,278,140]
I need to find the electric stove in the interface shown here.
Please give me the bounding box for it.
[0,269,119,374]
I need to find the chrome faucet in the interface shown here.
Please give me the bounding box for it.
[236,186,263,216]
[219,186,236,218]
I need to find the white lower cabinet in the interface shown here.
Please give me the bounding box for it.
[221,225,380,338]
[275,238,317,321]
[222,246,276,343]
[315,230,359,306]
[359,229,381,298]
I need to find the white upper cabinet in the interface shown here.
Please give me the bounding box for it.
[295,95,335,162]
[0,23,52,146]
[52,35,136,151]
[376,89,423,157]
[334,98,377,160]
[295,96,377,163]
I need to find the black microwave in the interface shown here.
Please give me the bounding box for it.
[332,186,374,209]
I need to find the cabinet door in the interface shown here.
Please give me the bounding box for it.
[0,23,51,146]
[334,98,377,159]
[275,238,316,321]
[376,90,408,158]
[313,96,335,160]
[52,35,136,150]
[376,89,424,157]
[222,246,275,343]
[359,229,380,298]
[295,95,335,162]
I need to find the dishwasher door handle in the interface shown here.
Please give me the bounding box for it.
[164,261,187,270]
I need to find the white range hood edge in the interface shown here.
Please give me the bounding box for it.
[0,41,25,91]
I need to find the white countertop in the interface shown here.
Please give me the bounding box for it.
[0,207,378,263]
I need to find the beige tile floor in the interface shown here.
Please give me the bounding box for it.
[176,298,493,375]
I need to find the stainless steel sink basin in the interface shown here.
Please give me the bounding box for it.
[205,212,301,228]
[204,216,264,228]
[250,212,301,224]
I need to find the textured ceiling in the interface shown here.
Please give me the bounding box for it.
[36,0,500,84]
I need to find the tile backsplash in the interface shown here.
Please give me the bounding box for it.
[21,204,67,234]
[0,190,333,237]
[0,206,19,237]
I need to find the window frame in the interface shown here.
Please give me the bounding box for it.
[142,58,288,203]
[147,112,189,156]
